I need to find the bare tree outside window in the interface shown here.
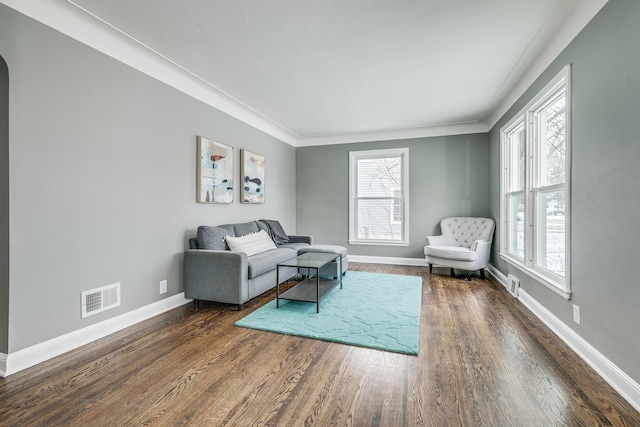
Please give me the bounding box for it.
[356,157,401,240]
[349,148,409,245]
[536,90,566,276]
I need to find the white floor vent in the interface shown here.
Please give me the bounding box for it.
[81,283,121,318]
[506,274,520,298]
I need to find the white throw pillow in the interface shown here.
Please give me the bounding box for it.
[225,230,276,256]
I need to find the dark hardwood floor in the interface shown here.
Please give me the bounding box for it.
[1,263,639,426]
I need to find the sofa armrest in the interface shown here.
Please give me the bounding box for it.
[288,235,313,245]
[471,240,492,267]
[184,249,249,304]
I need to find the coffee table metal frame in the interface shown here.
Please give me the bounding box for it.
[276,252,343,313]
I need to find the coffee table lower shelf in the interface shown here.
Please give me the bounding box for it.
[277,278,341,312]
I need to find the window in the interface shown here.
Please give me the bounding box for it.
[500,65,571,297]
[349,148,409,246]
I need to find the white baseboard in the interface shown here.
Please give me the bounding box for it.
[390,260,640,411]
[0,353,7,377]
[517,289,640,413]
[364,259,640,412]
[487,263,640,413]
[0,293,191,377]
[347,255,428,266]
[4,261,639,414]
[487,263,508,286]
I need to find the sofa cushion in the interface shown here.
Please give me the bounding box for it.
[225,230,276,257]
[425,245,477,262]
[247,247,297,279]
[298,244,348,258]
[197,224,234,250]
[233,221,259,237]
[278,242,311,252]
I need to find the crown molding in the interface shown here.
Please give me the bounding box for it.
[1,0,608,146]
[0,0,488,148]
[485,0,609,130]
[1,0,299,146]
[296,122,489,147]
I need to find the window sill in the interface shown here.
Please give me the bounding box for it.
[499,253,571,299]
[348,240,409,247]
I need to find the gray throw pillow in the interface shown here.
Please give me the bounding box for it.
[197,224,234,250]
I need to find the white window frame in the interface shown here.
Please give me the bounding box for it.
[500,65,572,298]
[349,148,409,246]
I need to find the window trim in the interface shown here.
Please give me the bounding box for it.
[348,148,409,246]
[500,65,571,299]
[503,117,526,262]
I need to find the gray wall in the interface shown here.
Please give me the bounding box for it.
[4,0,638,390]
[0,54,8,354]
[489,0,640,382]
[0,6,296,353]
[296,134,489,259]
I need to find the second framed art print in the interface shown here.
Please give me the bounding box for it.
[241,149,265,203]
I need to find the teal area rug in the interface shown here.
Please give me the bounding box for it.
[235,271,422,355]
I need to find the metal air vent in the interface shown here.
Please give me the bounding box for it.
[81,283,121,318]
[507,274,520,298]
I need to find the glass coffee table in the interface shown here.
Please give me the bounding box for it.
[276,252,343,313]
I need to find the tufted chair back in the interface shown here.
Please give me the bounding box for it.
[440,217,495,249]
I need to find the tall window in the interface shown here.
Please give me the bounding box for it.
[501,65,571,297]
[349,148,409,246]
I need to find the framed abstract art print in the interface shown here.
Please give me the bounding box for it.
[241,149,265,203]
[197,136,234,203]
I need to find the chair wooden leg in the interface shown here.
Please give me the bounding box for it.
[429,263,433,274]
[480,268,486,280]
[450,268,456,278]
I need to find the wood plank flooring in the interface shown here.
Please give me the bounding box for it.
[1,263,639,426]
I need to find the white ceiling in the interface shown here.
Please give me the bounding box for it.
[3,0,608,145]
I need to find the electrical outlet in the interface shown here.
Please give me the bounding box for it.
[160,280,168,294]
[573,304,580,325]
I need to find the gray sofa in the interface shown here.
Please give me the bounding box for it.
[184,220,347,310]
